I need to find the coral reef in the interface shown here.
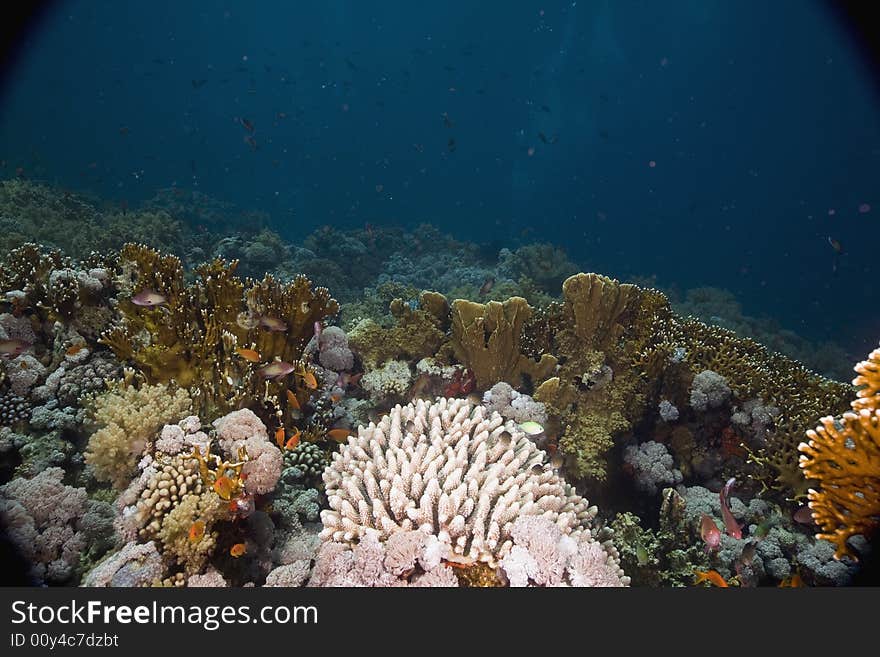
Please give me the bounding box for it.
[623,441,683,495]
[481,381,547,426]
[0,468,116,584]
[534,273,668,482]
[347,291,448,368]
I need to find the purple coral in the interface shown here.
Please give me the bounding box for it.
[318,326,354,372]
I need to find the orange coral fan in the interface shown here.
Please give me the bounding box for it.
[798,347,880,560]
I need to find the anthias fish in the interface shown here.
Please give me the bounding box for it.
[131,289,167,306]
[719,478,743,539]
[258,361,295,379]
[0,339,31,357]
[700,514,721,552]
[694,569,728,588]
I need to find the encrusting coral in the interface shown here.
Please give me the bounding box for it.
[318,396,628,586]
[799,346,880,560]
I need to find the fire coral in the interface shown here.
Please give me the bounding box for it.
[100,243,338,421]
[799,346,880,560]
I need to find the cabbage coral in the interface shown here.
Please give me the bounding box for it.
[799,346,880,559]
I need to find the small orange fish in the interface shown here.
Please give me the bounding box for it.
[188,521,206,543]
[327,428,352,442]
[299,370,318,389]
[694,569,729,588]
[235,347,261,363]
[66,344,87,357]
[213,475,234,500]
[286,389,301,410]
[285,429,300,450]
[779,574,805,588]
[230,543,246,558]
[329,392,343,403]
[275,426,286,448]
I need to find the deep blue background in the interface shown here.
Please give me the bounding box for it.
[1,0,878,354]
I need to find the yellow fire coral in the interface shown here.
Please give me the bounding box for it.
[450,296,557,391]
[799,347,880,560]
[534,273,664,482]
[100,243,337,422]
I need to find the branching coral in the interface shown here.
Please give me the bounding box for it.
[799,346,880,559]
[449,296,557,391]
[84,380,193,489]
[320,397,626,585]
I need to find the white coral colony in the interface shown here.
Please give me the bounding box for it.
[320,396,629,585]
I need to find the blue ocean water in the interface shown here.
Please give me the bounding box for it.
[0,0,877,352]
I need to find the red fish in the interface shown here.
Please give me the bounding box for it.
[700,514,722,553]
[285,429,300,450]
[326,428,351,442]
[719,477,742,539]
[131,289,168,307]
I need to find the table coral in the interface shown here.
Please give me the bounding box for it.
[638,315,851,498]
[799,346,880,559]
